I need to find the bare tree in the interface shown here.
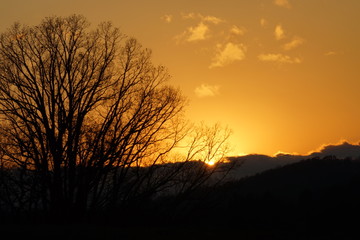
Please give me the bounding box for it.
[0,15,231,217]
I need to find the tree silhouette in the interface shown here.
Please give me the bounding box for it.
[0,15,231,217]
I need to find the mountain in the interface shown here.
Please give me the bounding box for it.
[183,156,360,239]
[309,141,360,159]
[225,142,360,180]
[224,154,304,180]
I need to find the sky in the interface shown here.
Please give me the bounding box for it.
[1,0,360,156]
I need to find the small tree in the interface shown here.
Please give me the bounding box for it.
[0,15,231,217]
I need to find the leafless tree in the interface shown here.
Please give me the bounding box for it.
[0,15,232,216]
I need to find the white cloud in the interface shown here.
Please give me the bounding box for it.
[258,53,302,64]
[161,14,173,23]
[194,84,220,98]
[209,43,247,68]
[274,24,285,40]
[283,36,305,50]
[274,0,291,8]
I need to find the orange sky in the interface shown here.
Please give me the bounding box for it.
[1,0,360,156]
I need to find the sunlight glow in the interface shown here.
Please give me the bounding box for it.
[2,0,357,157]
[206,159,216,166]
[236,152,248,157]
[274,150,300,157]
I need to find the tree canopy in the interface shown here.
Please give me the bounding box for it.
[0,15,231,217]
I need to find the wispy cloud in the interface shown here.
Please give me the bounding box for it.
[274,0,292,8]
[175,13,226,43]
[187,22,209,42]
[161,14,173,23]
[175,22,210,43]
[324,51,344,56]
[203,15,224,24]
[274,24,285,40]
[172,13,246,66]
[194,84,220,98]
[260,18,268,28]
[182,12,196,20]
[258,53,302,64]
[182,13,225,24]
[230,25,246,36]
[283,36,304,50]
[210,43,247,68]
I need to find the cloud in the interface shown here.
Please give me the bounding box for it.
[161,14,173,23]
[175,13,225,43]
[260,18,268,28]
[203,15,224,25]
[230,25,246,36]
[182,13,224,24]
[324,51,344,56]
[209,43,247,68]
[176,22,210,42]
[274,0,291,8]
[182,12,196,20]
[187,22,209,42]
[194,84,220,98]
[283,36,305,50]
[274,24,285,40]
[174,13,231,44]
[258,53,302,64]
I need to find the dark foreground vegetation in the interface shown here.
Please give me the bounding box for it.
[1,156,360,239]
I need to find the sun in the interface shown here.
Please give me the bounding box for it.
[206,159,216,166]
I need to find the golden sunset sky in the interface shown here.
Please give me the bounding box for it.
[1,0,360,156]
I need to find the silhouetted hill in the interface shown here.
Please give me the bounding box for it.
[229,156,360,197]
[224,154,303,180]
[309,141,360,159]
[225,141,360,180]
[181,156,360,239]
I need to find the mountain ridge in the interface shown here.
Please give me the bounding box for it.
[225,141,360,180]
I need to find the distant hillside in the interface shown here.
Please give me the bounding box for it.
[224,154,304,180]
[225,141,360,180]
[185,156,360,238]
[225,156,360,198]
[309,141,360,159]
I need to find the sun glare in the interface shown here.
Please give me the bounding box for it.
[206,160,216,166]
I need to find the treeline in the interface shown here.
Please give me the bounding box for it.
[0,160,235,223]
[1,155,360,239]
